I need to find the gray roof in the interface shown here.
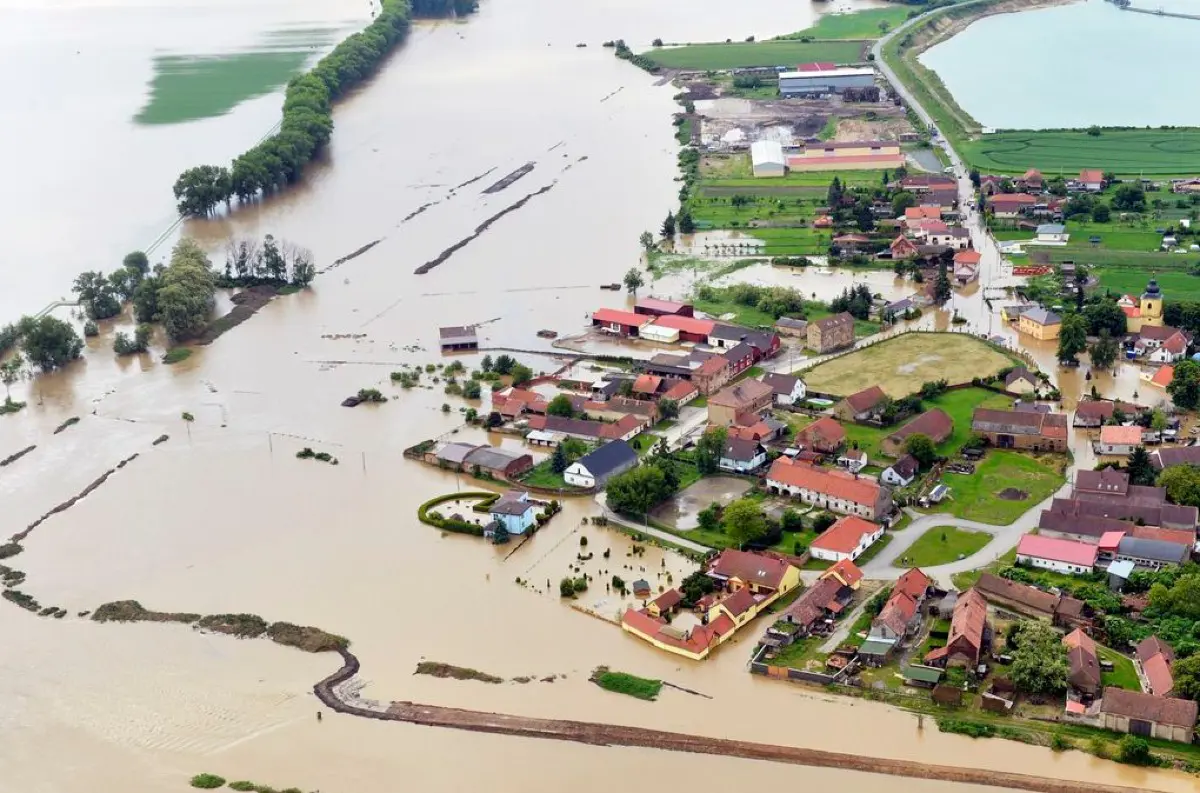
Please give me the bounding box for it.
[439,325,478,345]
[1117,536,1191,565]
[464,446,530,471]
[574,439,637,478]
[723,342,756,362]
[722,437,764,462]
[491,498,535,516]
[761,373,800,396]
[1152,445,1200,470]
[1022,307,1061,326]
[437,442,482,464]
[776,317,808,330]
[1037,223,1065,234]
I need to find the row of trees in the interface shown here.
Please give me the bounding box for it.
[173,0,437,216]
[829,284,874,320]
[220,235,316,288]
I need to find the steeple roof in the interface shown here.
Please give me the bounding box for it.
[1142,278,1162,300]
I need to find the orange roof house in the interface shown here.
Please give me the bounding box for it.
[766,457,891,520]
[895,568,931,602]
[904,205,941,222]
[796,416,846,453]
[1150,365,1174,388]
[808,515,883,562]
[633,374,662,396]
[820,558,864,590]
[954,249,981,265]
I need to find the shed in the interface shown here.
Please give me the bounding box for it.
[901,664,943,688]
[439,325,479,351]
[751,140,786,178]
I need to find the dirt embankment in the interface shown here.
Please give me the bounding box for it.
[909,0,1075,52]
[194,285,278,346]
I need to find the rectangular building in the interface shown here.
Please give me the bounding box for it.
[778,67,875,97]
[750,140,786,178]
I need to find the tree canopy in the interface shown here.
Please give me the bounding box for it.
[546,394,576,418]
[1089,329,1120,371]
[606,465,673,516]
[1168,360,1200,409]
[156,238,217,342]
[19,316,83,371]
[1008,621,1068,694]
[1056,313,1088,364]
[1157,464,1200,507]
[905,433,937,468]
[722,498,767,548]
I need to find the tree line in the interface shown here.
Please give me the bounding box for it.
[172,0,476,217]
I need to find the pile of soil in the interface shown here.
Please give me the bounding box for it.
[415,661,503,684]
[997,488,1028,501]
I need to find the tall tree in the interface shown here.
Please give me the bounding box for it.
[156,238,216,342]
[933,256,952,304]
[1157,464,1200,507]
[695,426,727,474]
[1056,313,1088,364]
[546,394,575,418]
[623,267,645,294]
[1168,360,1200,409]
[661,212,676,237]
[723,498,767,548]
[1083,300,1126,337]
[1089,329,1119,371]
[19,316,83,371]
[905,433,937,468]
[0,354,22,399]
[677,211,695,234]
[72,271,121,320]
[1126,446,1156,487]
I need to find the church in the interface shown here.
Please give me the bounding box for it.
[1117,278,1164,333]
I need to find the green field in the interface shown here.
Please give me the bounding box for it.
[842,387,1011,461]
[780,7,913,40]
[893,525,991,568]
[135,29,337,124]
[1093,266,1200,302]
[643,40,865,70]
[929,451,1066,525]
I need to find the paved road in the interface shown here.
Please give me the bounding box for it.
[593,492,712,554]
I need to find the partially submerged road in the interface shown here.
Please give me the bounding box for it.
[314,650,1150,793]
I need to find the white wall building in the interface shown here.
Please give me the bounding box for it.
[751,140,786,178]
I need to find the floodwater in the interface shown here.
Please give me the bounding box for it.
[0,0,1191,791]
[650,476,752,529]
[919,0,1200,130]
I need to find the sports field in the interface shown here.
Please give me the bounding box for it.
[960,130,1200,177]
[643,40,865,70]
[803,333,1015,396]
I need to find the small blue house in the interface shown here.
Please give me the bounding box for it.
[489,490,537,535]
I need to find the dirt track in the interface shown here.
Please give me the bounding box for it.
[313,649,1149,793]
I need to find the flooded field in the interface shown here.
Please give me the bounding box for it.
[650,476,752,529]
[0,0,1193,791]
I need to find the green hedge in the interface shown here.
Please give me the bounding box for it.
[417,491,501,536]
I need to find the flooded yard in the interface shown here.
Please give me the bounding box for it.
[650,476,753,529]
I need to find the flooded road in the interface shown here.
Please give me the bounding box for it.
[0,0,1188,791]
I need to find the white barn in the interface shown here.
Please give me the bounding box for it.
[751,140,786,178]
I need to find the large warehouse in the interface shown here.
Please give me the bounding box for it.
[778,66,875,97]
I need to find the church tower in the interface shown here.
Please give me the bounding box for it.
[1140,278,1163,327]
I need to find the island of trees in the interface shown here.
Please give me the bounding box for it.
[172,0,477,217]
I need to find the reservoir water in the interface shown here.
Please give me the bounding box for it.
[920,0,1200,130]
[0,0,1192,791]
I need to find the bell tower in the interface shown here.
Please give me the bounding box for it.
[1140,277,1163,327]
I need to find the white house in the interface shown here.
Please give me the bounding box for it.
[808,515,884,563]
[761,372,806,406]
[881,454,919,487]
[1016,534,1097,576]
[718,438,767,474]
[837,448,868,474]
[1150,332,1188,363]
[751,140,786,178]
[563,440,637,489]
[1035,223,1069,244]
[1097,425,1143,457]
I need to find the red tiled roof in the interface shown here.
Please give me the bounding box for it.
[663,380,697,402]
[875,590,918,636]
[905,206,941,220]
[1143,653,1174,696]
[843,385,887,413]
[786,576,842,627]
[1079,169,1103,184]
[593,308,648,327]
[650,588,683,612]
[650,314,715,336]
[895,568,931,601]
[1131,525,1195,546]
[1137,636,1176,666]
[633,374,661,394]
[821,558,864,588]
[1017,534,1098,567]
[1151,365,1174,387]
[796,61,837,71]
[798,416,846,449]
[810,515,879,555]
[1098,531,1125,551]
[707,548,792,591]
[766,458,882,507]
[787,154,906,167]
[954,249,981,265]
[719,587,757,617]
[635,297,690,314]
[709,380,773,410]
[1100,425,1143,445]
[988,193,1037,206]
[696,357,729,376]
[927,588,987,664]
[888,408,954,445]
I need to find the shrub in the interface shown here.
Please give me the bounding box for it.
[936,718,994,738]
[559,578,575,597]
[163,347,192,364]
[1049,732,1070,752]
[1117,735,1152,765]
[190,774,226,789]
[229,783,256,792]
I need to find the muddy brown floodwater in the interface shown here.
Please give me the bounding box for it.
[0,0,1189,791]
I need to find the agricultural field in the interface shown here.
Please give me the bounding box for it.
[779,7,913,40]
[929,451,1066,525]
[1092,266,1200,303]
[803,333,1016,397]
[841,387,1011,461]
[960,130,1200,178]
[643,40,866,70]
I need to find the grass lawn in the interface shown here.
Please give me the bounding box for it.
[779,7,912,40]
[842,387,1011,461]
[929,451,1066,525]
[802,333,1017,398]
[1097,646,1140,691]
[950,547,1015,592]
[893,525,991,569]
[769,635,825,669]
[1093,266,1200,303]
[643,40,865,70]
[519,459,577,490]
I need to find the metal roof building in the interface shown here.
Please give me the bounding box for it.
[778,67,874,97]
[751,140,786,178]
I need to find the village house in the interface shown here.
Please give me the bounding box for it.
[882,454,919,487]
[1016,534,1098,575]
[775,316,808,337]
[1077,169,1105,192]
[881,408,953,457]
[889,234,920,260]
[1136,636,1176,697]
[661,379,698,406]
[837,448,868,474]
[708,326,781,361]
[646,589,682,619]
[1035,223,1069,244]
[988,193,1037,219]
[971,408,1069,452]
[924,588,988,668]
[527,414,644,443]
[718,437,767,474]
[869,568,930,644]
[903,205,941,223]
[1017,307,1062,340]
[439,325,479,352]
[1151,445,1200,470]
[1113,536,1190,571]
[1004,367,1039,393]
[488,490,538,535]
[777,576,848,639]
[761,373,807,406]
[807,312,856,353]
[622,549,801,660]
[1099,688,1198,744]
[808,515,883,562]
[765,457,893,520]
[1063,628,1102,696]
[562,439,637,489]
[953,249,981,284]
[899,174,957,193]
[928,227,971,250]
[707,380,774,427]
[834,384,887,422]
[1097,424,1143,457]
[796,416,846,454]
[1049,493,1198,534]
[1018,168,1044,192]
[633,297,693,318]
[1037,511,1133,544]
[1148,332,1188,364]
[632,374,662,399]
[821,558,864,590]
[722,342,757,376]
[1146,364,1174,390]
[974,573,1091,629]
[1072,400,1140,428]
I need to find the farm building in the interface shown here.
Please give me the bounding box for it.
[591,308,650,337]
[439,325,478,351]
[751,140,786,178]
[778,66,874,97]
[634,297,693,317]
[787,140,904,172]
[649,314,715,343]
[1016,534,1097,576]
[1100,688,1197,743]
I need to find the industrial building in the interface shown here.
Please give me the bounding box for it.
[778,66,874,97]
[750,139,786,178]
[787,140,905,172]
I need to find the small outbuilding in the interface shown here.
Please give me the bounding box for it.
[751,140,786,178]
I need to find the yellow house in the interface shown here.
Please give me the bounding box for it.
[1018,307,1062,340]
[820,558,864,591]
[620,550,800,661]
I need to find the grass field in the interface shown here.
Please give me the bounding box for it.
[929,451,1066,525]
[1093,266,1200,302]
[842,387,1011,460]
[135,29,337,124]
[643,40,865,70]
[803,333,1016,397]
[960,130,1200,177]
[893,525,991,568]
[779,7,912,40]
[1097,646,1140,692]
[693,287,879,336]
